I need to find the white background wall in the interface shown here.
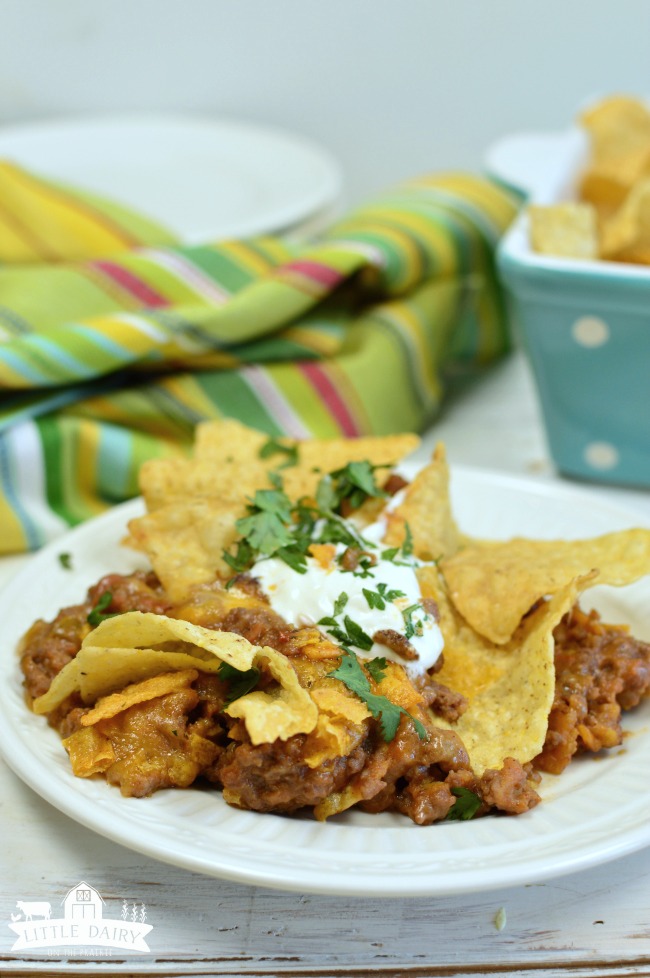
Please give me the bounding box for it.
[0,0,648,205]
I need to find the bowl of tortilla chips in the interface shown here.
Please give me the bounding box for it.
[489,95,650,488]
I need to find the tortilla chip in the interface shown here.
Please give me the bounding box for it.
[446,579,592,775]
[63,726,116,777]
[131,421,420,599]
[225,649,319,744]
[314,783,365,821]
[416,565,506,702]
[81,669,199,725]
[419,565,596,774]
[140,419,269,511]
[580,96,650,165]
[33,612,317,746]
[529,203,599,259]
[303,715,360,769]
[281,433,419,501]
[127,498,242,601]
[141,421,419,513]
[310,683,372,725]
[441,529,650,645]
[383,443,460,561]
[193,418,269,461]
[580,147,650,215]
[600,177,650,262]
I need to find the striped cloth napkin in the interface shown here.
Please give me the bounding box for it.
[0,162,518,554]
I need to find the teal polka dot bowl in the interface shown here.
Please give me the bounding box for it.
[488,127,650,487]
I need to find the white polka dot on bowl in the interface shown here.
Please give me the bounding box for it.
[584,441,619,470]
[571,316,610,347]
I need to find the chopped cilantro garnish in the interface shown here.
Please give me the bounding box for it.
[401,522,414,556]
[333,592,349,617]
[362,582,405,610]
[218,662,261,706]
[381,524,416,566]
[235,488,293,555]
[446,786,482,821]
[223,538,255,574]
[381,547,399,561]
[329,650,428,742]
[87,592,119,626]
[402,603,425,640]
[318,614,374,652]
[275,546,309,574]
[341,615,373,650]
[222,459,384,577]
[224,484,304,573]
[317,460,387,515]
[365,656,388,683]
[259,436,299,469]
[58,552,73,570]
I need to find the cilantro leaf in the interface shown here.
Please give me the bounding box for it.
[221,457,387,580]
[87,592,119,627]
[248,487,293,521]
[328,650,428,742]
[223,539,255,573]
[227,487,295,564]
[318,615,338,628]
[333,592,349,617]
[218,662,261,706]
[318,611,373,653]
[259,437,299,469]
[316,461,387,515]
[363,582,405,611]
[381,526,416,567]
[342,615,373,650]
[365,656,388,683]
[446,786,482,821]
[275,546,308,574]
[58,552,73,570]
[402,603,425,640]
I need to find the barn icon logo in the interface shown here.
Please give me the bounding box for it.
[8,881,152,953]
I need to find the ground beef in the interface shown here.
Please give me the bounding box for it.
[372,628,418,661]
[20,604,91,702]
[88,571,170,615]
[218,606,295,651]
[226,574,269,602]
[415,675,468,723]
[535,606,650,774]
[478,758,541,815]
[23,569,647,825]
[358,721,470,815]
[20,571,170,703]
[215,736,368,812]
[338,547,377,572]
[394,775,456,824]
[383,473,410,496]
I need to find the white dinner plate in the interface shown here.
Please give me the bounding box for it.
[0,113,342,242]
[1,467,649,897]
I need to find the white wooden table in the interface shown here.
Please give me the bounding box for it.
[2,350,650,978]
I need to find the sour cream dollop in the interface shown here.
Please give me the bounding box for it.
[252,517,443,678]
